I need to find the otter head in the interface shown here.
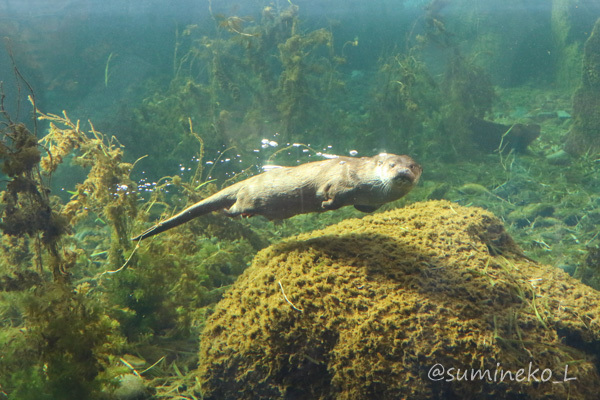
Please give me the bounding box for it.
[375,153,422,198]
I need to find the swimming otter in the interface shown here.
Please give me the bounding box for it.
[132,153,422,241]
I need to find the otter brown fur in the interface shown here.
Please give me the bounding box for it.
[132,153,422,241]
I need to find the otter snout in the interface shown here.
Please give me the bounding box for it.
[393,167,418,183]
[384,156,422,185]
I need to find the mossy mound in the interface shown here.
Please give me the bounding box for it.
[197,200,600,399]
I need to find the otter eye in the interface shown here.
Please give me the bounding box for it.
[389,162,396,168]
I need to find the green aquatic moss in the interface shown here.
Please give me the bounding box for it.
[23,283,125,400]
[0,283,126,400]
[198,200,600,399]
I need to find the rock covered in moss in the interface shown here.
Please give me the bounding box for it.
[506,202,555,227]
[197,200,600,400]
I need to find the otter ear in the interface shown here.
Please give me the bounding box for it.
[354,204,379,213]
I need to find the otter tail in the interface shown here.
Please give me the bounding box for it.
[132,193,235,241]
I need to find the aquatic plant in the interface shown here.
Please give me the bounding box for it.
[565,17,600,155]
[438,52,496,157]
[0,84,263,398]
[550,0,584,91]
[37,110,139,269]
[0,86,126,398]
[368,51,438,150]
[121,2,349,183]
[0,115,67,278]
[275,26,342,137]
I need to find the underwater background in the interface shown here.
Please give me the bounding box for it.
[1,0,600,399]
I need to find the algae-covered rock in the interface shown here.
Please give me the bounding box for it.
[113,374,148,400]
[197,200,600,400]
[507,203,555,227]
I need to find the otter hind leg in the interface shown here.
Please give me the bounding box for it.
[223,196,256,217]
[223,202,243,217]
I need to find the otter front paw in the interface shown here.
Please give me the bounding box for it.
[321,198,339,210]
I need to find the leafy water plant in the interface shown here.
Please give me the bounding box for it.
[37,110,139,269]
[0,90,127,398]
[275,26,342,137]
[368,51,438,150]
[121,2,349,182]
[565,17,600,155]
